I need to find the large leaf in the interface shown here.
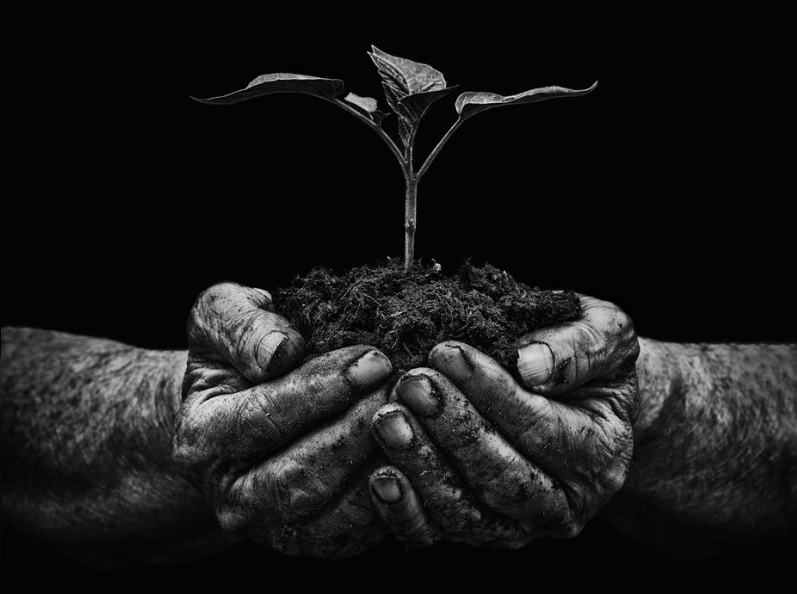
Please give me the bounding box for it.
[191,73,345,105]
[368,46,448,113]
[394,85,460,146]
[455,81,598,120]
[368,46,454,146]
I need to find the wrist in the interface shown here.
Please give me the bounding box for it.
[607,337,797,555]
[632,337,684,445]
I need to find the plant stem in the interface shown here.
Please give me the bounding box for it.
[330,98,404,166]
[331,98,454,272]
[404,173,418,271]
[416,117,465,180]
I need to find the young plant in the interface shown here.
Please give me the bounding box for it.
[193,46,596,271]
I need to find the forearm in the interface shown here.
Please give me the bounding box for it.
[601,337,796,556]
[0,327,231,567]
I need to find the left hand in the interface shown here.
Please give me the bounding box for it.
[368,294,640,548]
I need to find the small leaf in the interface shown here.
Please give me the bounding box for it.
[368,46,448,113]
[344,92,378,113]
[344,92,390,126]
[192,73,345,105]
[455,81,598,120]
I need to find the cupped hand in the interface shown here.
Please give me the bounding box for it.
[173,282,394,558]
[368,294,639,548]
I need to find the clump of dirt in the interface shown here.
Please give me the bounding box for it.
[274,259,581,371]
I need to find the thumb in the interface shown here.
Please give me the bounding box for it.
[188,281,305,382]
[515,295,638,396]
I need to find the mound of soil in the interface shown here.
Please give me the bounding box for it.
[274,259,581,372]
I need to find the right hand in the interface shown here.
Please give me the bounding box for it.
[174,282,394,558]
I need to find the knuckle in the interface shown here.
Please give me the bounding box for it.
[262,457,331,520]
[188,282,243,343]
[172,413,214,470]
[229,393,284,458]
[217,505,253,537]
[200,281,242,305]
[477,462,536,514]
[556,519,585,539]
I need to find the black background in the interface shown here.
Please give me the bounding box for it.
[3,7,794,590]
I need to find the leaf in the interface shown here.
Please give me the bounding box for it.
[397,85,460,125]
[395,85,460,146]
[368,46,448,114]
[344,92,378,113]
[344,92,390,126]
[455,81,598,120]
[191,73,345,105]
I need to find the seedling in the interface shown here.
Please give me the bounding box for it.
[193,46,596,271]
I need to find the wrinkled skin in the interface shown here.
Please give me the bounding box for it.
[174,282,395,558]
[369,295,640,548]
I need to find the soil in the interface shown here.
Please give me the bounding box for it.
[274,259,582,373]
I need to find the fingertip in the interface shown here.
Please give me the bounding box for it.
[517,342,555,388]
[368,466,441,548]
[371,403,414,450]
[370,467,404,503]
[262,326,307,380]
[346,349,393,392]
[396,371,441,418]
[428,341,474,381]
[252,287,273,302]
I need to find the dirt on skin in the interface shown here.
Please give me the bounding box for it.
[274,259,582,372]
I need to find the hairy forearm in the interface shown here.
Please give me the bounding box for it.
[601,337,797,556]
[0,327,230,567]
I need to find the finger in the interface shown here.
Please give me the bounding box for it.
[392,370,572,526]
[265,459,391,558]
[428,342,635,490]
[514,295,639,396]
[176,346,393,463]
[369,466,442,548]
[222,385,391,527]
[188,281,306,382]
[372,402,548,540]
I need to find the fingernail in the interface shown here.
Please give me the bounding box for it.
[434,344,473,381]
[375,411,414,449]
[517,343,554,386]
[372,476,402,503]
[397,375,440,417]
[346,350,393,391]
[259,331,288,369]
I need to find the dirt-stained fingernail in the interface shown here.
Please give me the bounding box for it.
[398,374,440,417]
[375,411,414,449]
[432,344,474,381]
[347,350,393,391]
[372,475,402,503]
[259,331,288,368]
[517,343,554,386]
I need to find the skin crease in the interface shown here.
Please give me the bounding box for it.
[1,285,795,565]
